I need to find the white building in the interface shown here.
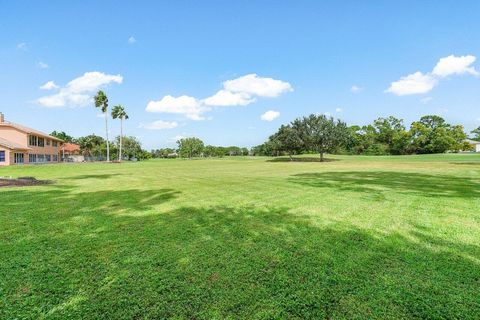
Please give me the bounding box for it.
[465,139,480,152]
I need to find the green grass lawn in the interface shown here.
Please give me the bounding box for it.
[1,154,480,319]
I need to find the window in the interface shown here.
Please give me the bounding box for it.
[38,137,45,147]
[29,135,37,146]
[53,154,58,162]
[29,154,37,163]
[52,141,58,147]
[46,139,50,146]
[14,153,24,164]
[37,154,45,163]
[0,151,5,162]
[46,154,51,162]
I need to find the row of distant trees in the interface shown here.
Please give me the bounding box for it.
[252,114,476,160]
[53,113,479,161]
[150,138,250,159]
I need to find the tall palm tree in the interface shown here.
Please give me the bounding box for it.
[94,90,110,162]
[111,105,129,162]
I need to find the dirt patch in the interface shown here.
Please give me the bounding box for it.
[0,177,54,188]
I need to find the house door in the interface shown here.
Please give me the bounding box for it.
[14,153,24,164]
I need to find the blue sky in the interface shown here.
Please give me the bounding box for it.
[1,1,480,149]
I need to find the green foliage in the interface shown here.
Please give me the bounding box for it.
[291,114,348,161]
[111,105,129,120]
[75,134,105,156]
[93,90,109,113]
[50,130,74,142]
[270,124,304,159]
[410,116,467,154]
[116,136,144,159]
[470,126,480,141]
[177,137,205,158]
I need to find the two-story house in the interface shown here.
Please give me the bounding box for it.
[0,113,63,166]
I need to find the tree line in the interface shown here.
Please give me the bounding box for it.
[252,114,475,160]
[151,138,250,159]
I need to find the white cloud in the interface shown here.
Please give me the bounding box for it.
[39,81,59,90]
[146,95,210,121]
[139,120,178,130]
[17,42,27,50]
[37,72,123,108]
[260,110,280,121]
[335,107,343,113]
[420,97,433,104]
[386,72,437,96]
[128,36,136,44]
[204,90,255,106]
[224,74,292,97]
[432,55,478,77]
[147,74,291,120]
[37,61,49,69]
[387,54,478,96]
[350,85,362,93]
[96,113,106,118]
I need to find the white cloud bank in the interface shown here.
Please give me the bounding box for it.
[146,95,209,121]
[432,55,478,77]
[386,72,437,96]
[260,110,280,121]
[386,55,478,96]
[139,120,178,130]
[204,90,254,106]
[37,72,123,107]
[146,74,292,120]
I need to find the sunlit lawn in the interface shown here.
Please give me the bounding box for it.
[1,154,479,319]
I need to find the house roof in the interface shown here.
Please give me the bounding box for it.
[62,143,80,152]
[465,139,480,145]
[0,137,31,150]
[0,121,64,142]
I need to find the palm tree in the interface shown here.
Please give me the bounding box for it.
[94,90,110,162]
[111,105,129,162]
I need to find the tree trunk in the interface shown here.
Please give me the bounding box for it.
[289,153,293,161]
[105,108,110,162]
[119,118,123,162]
[320,152,324,162]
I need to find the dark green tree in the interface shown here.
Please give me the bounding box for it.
[177,137,205,158]
[292,114,348,161]
[470,127,480,141]
[50,131,74,142]
[270,124,304,160]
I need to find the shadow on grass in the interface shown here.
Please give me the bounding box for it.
[449,162,480,166]
[267,157,340,163]
[61,173,123,180]
[289,171,480,199]
[1,187,479,319]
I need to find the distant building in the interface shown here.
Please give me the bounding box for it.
[61,142,84,162]
[465,139,480,152]
[0,113,63,166]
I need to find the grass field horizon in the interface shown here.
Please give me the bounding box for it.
[1,154,479,319]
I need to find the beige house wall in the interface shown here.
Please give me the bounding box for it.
[0,146,10,166]
[0,126,61,166]
[0,127,27,146]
